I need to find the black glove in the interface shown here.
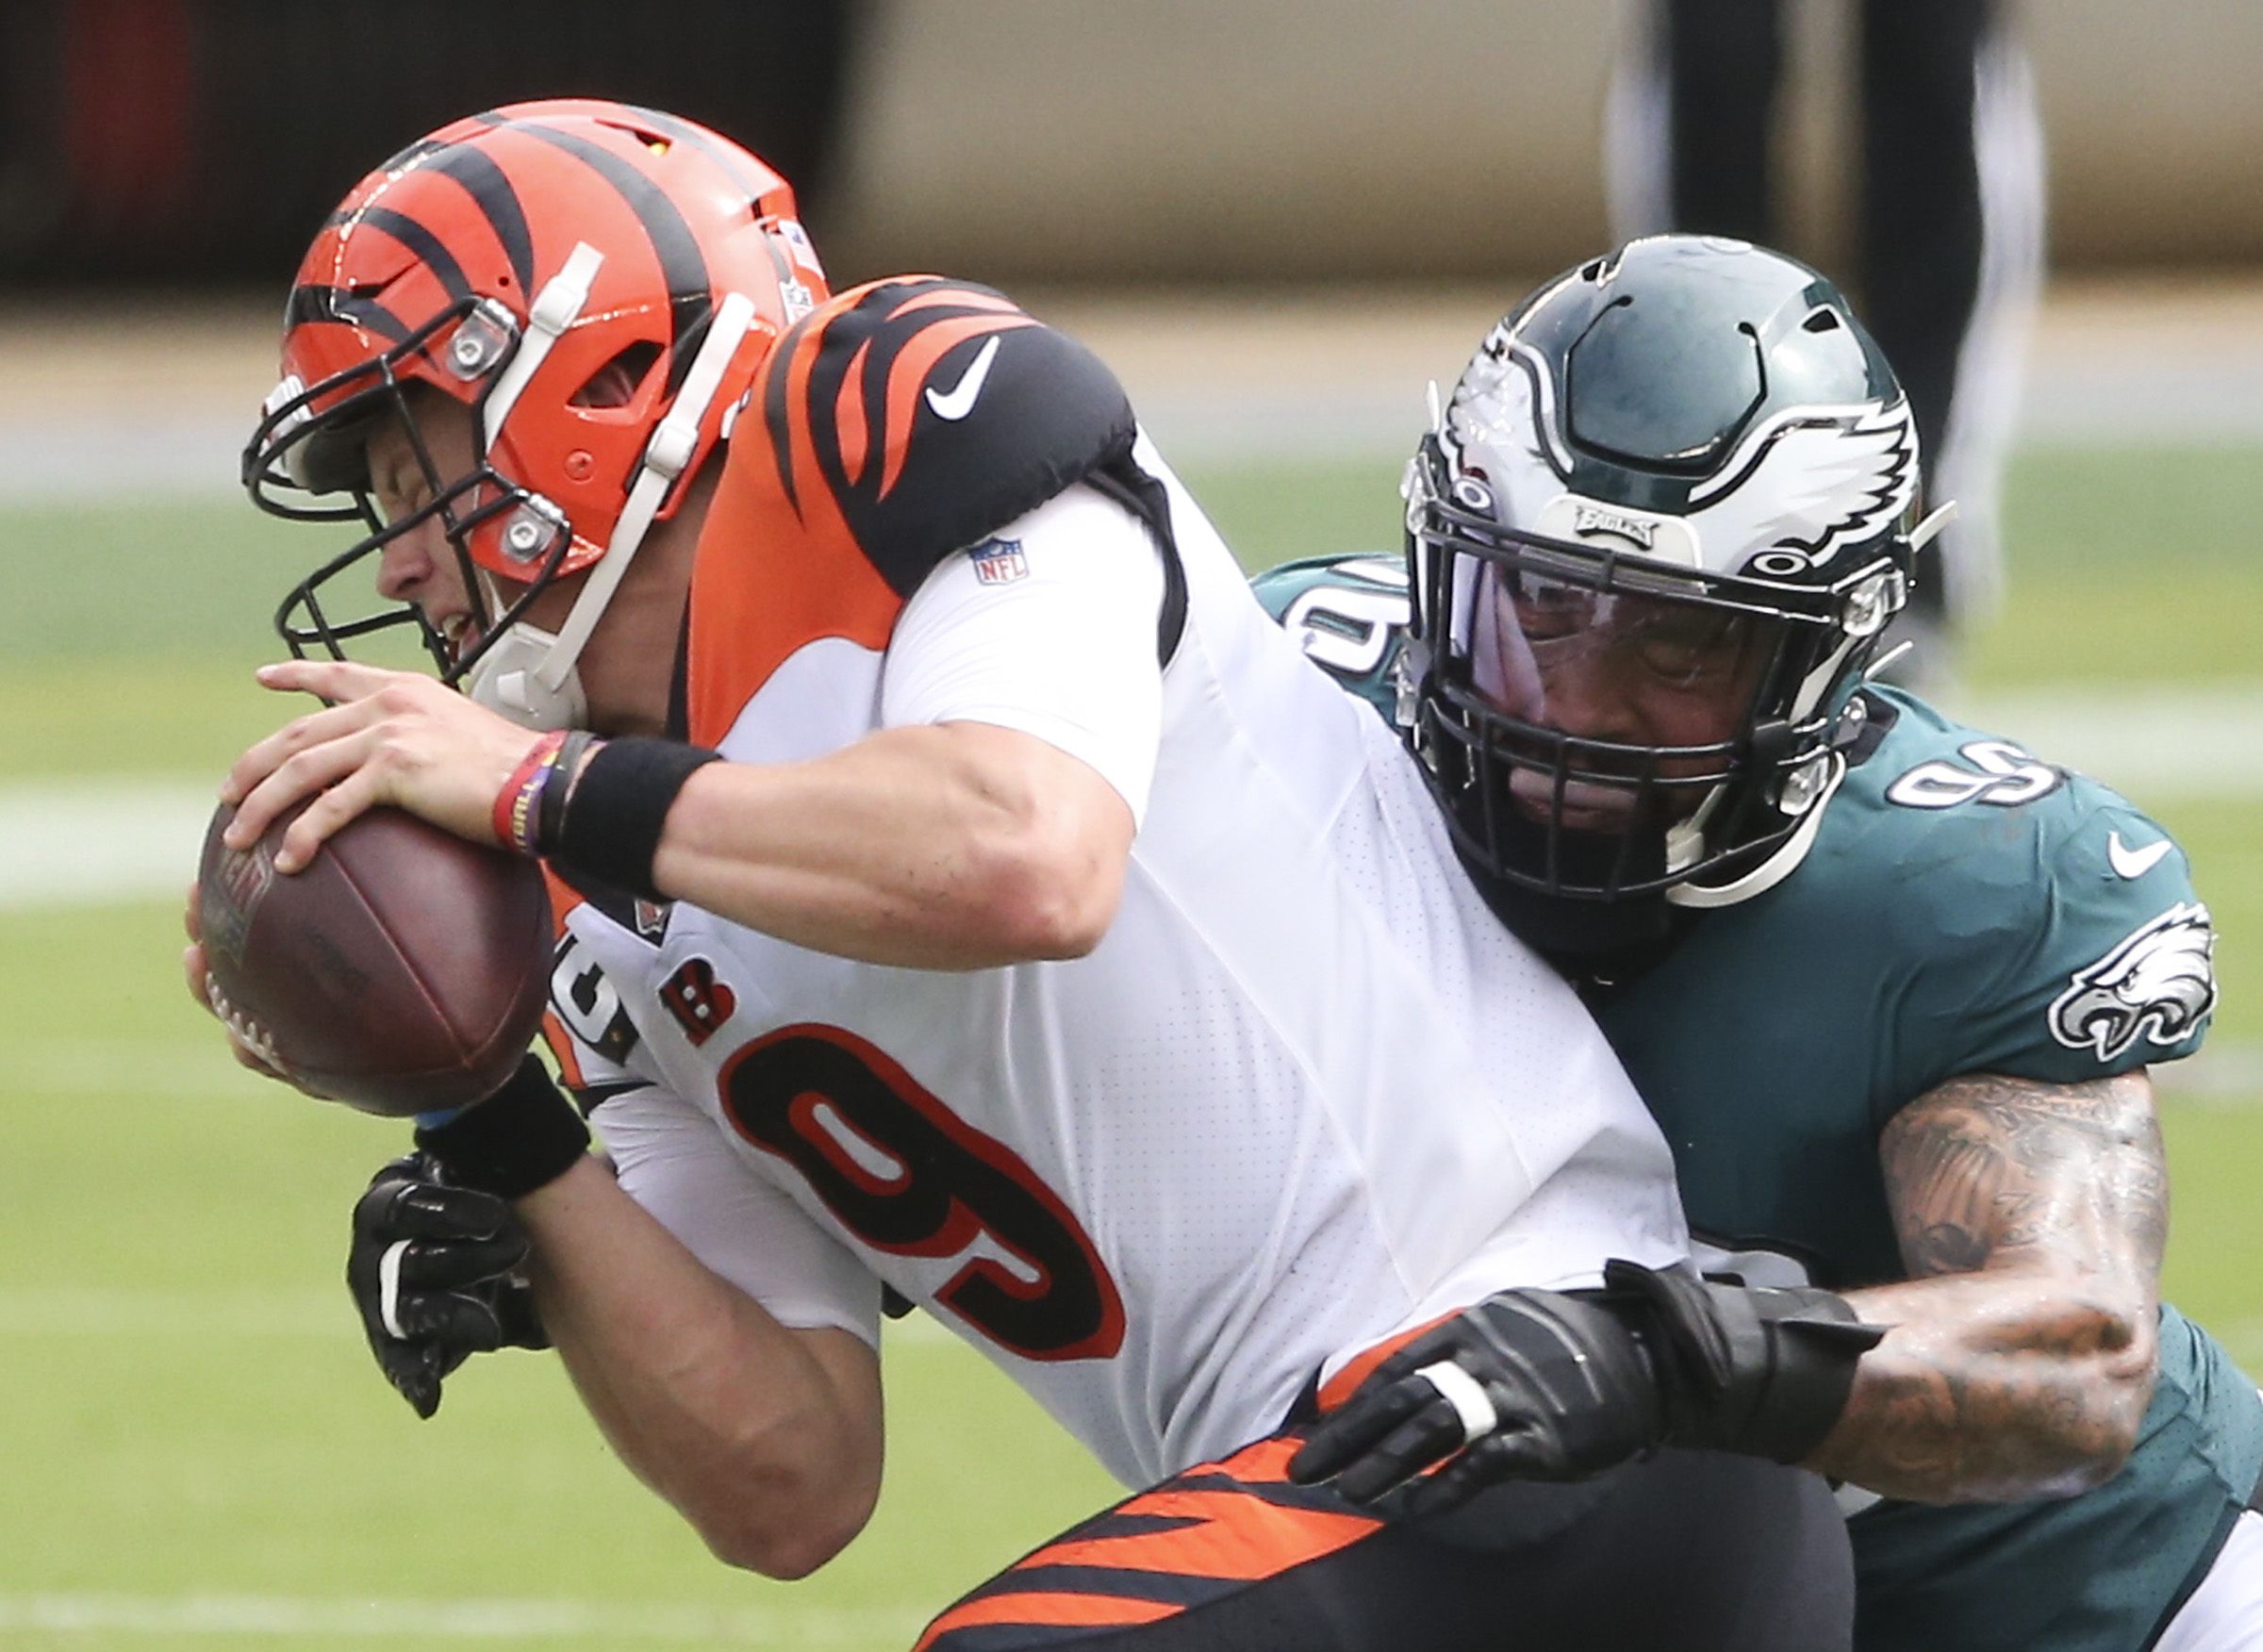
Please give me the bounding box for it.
[1288,1260,1882,1513]
[1289,1283,1664,1512]
[346,1152,549,1419]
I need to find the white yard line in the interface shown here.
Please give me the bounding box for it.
[12,356,2261,495]
[2156,1042,2263,1106]
[14,1040,262,1101]
[1939,686,2263,803]
[0,780,216,913]
[0,1593,919,1644]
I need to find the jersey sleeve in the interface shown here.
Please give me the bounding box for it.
[594,1084,885,1347]
[1881,788,2217,1111]
[879,482,1165,824]
[1247,552,1415,726]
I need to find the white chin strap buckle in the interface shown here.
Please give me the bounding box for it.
[1413,1360,1500,1446]
[465,622,589,733]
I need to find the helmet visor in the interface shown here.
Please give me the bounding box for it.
[1409,434,1856,898]
[1454,556,1788,834]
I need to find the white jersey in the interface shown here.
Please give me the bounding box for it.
[538,279,1686,1488]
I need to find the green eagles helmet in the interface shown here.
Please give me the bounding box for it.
[1405,235,1938,940]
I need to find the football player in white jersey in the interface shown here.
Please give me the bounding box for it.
[190,101,1870,1649]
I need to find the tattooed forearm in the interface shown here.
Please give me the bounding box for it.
[1804,1070,2165,1505]
[1814,1273,2156,1502]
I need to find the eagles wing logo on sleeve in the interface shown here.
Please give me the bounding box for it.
[2049,902,2219,1062]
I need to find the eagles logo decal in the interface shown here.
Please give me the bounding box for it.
[1446,329,1918,578]
[1680,398,1918,570]
[2049,902,2218,1062]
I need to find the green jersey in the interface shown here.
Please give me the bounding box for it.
[1252,553,2262,1652]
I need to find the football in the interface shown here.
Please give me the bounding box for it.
[196,801,553,1116]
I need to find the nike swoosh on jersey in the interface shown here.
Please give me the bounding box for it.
[2108,831,2173,880]
[924,335,1001,421]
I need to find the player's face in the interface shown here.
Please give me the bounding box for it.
[363,392,560,668]
[1471,565,1769,833]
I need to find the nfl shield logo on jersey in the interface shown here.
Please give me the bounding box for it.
[969,537,1029,586]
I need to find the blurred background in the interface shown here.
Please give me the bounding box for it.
[3,2,2261,1645]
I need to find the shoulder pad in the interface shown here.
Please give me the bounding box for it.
[753,276,1140,597]
[1816,689,2216,1090]
[1839,689,2064,813]
[1249,552,1411,615]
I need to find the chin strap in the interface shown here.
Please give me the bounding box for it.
[1666,752,1848,911]
[462,625,580,732]
[468,290,760,731]
[484,243,604,453]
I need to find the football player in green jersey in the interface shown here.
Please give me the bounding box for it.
[1270,235,2263,1651]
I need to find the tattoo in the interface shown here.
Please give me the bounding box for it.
[1814,1070,2166,1503]
[1881,1069,2167,1284]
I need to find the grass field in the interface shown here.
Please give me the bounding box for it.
[2,438,2260,1646]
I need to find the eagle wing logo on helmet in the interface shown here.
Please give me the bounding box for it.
[2049,902,2218,1063]
[1446,335,1570,523]
[1683,401,1918,572]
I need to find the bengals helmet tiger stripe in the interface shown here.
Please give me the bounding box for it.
[242,98,829,728]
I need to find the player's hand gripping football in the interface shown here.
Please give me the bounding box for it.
[222,660,550,871]
[348,1152,550,1419]
[1288,1260,1883,1513]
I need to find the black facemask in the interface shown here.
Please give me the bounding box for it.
[1445,811,1691,981]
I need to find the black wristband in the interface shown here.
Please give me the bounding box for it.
[548,735,721,901]
[414,1054,591,1200]
[536,730,596,858]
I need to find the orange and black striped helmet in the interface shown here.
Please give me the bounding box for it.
[242,98,828,719]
